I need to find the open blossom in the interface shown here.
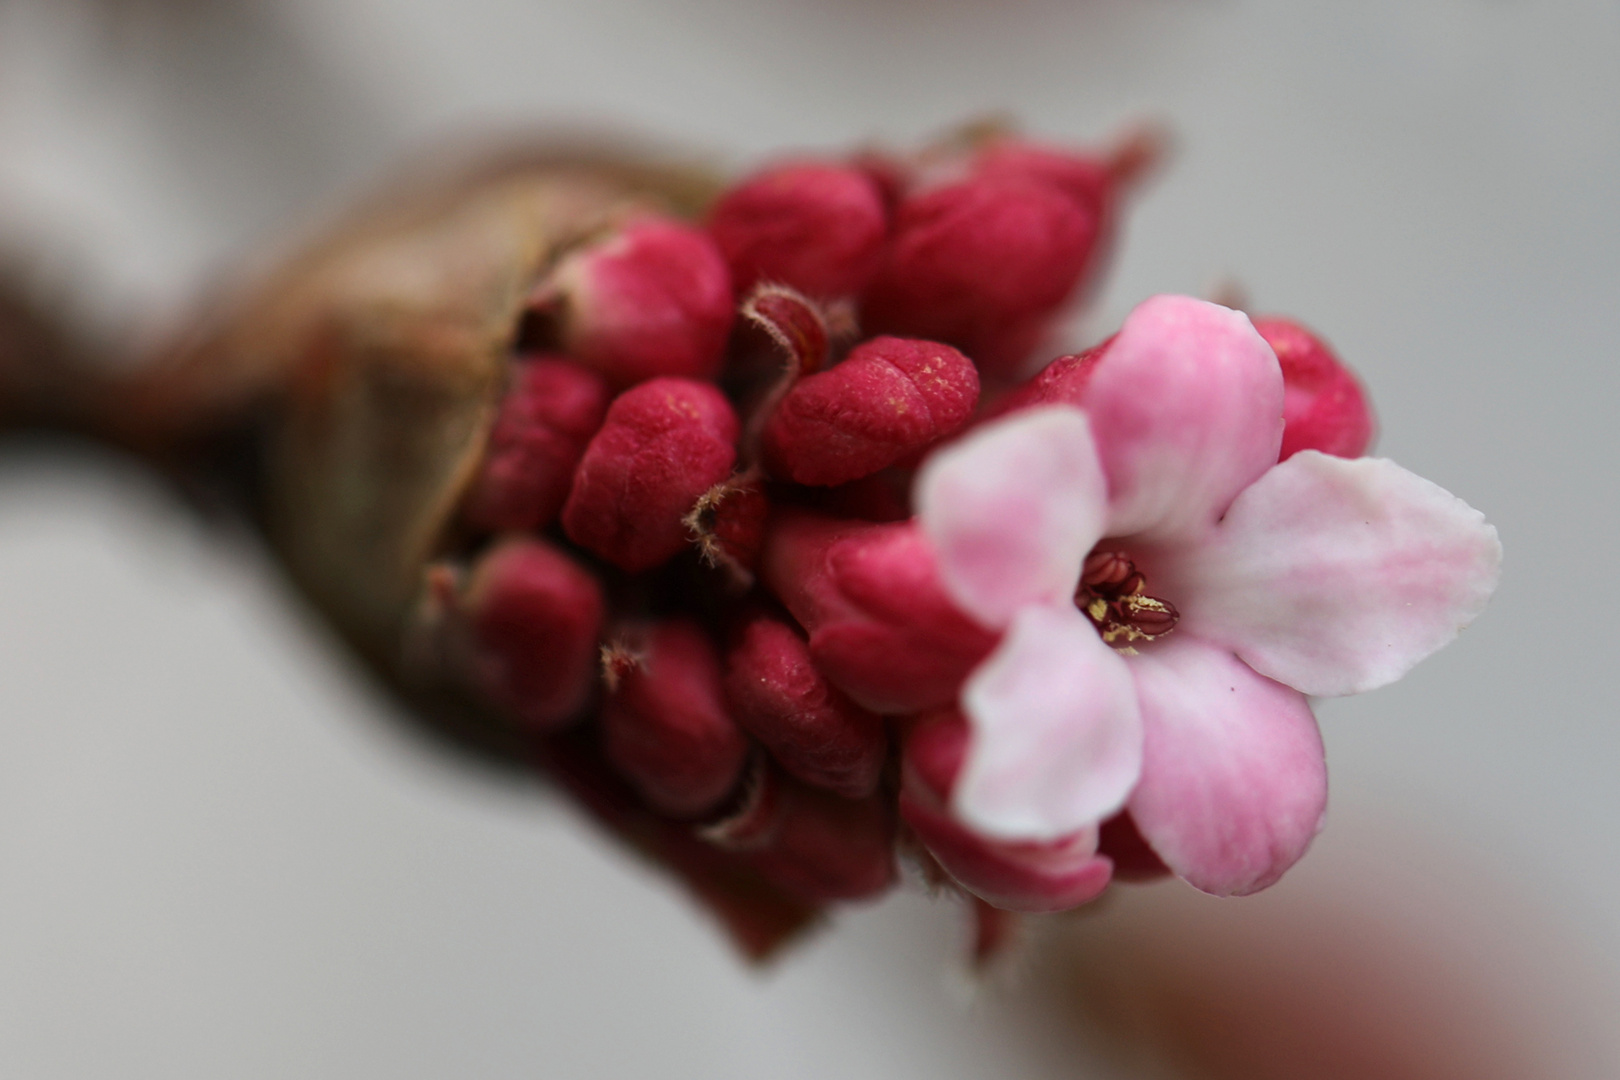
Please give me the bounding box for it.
[915,294,1501,897]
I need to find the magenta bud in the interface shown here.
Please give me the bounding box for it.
[724,613,887,798]
[1251,317,1377,461]
[761,336,979,487]
[600,620,751,819]
[993,335,1114,417]
[537,214,734,386]
[761,510,996,713]
[974,138,1116,214]
[708,161,889,300]
[462,537,604,730]
[462,355,611,533]
[861,172,1103,377]
[899,711,1113,913]
[747,772,897,904]
[538,735,817,961]
[562,378,740,572]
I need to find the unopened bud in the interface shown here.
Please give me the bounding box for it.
[761,336,979,487]
[708,161,889,300]
[1251,316,1376,460]
[747,771,897,903]
[862,173,1103,377]
[899,711,1113,913]
[724,613,887,798]
[562,378,740,572]
[462,356,611,533]
[461,537,604,730]
[761,510,996,713]
[539,733,816,961]
[973,138,1115,214]
[600,620,751,819]
[535,214,734,386]
[997,335,1113,414]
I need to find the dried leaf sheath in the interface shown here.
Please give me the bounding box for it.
[120,150,722,659]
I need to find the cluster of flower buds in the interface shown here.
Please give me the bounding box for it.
[405,128,1497,961]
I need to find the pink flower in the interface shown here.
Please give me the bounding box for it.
[915,295,1501,896]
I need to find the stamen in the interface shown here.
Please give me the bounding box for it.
[1076,551,1179,651]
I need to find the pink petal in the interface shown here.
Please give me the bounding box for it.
[917,406,1107,628]
[1126,637,1327,896]
[1175,452,1502,696]
[1078,296,1284,542]
[956,604,1142,841]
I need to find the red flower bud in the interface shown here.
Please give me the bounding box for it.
[974,139,1115,214]
[536,214,734,386]
[539,733,816,961]
[461,537,604,730]
[562,378,740,572]
[747,772,897,904]
[724,613,887,798]
[761,510,996,713]
[761,336,979,487]
[899,711,1113,913]
[708,161,889,300]
[462,356,611,533]
[991,335,1113,416]
[600,620,751,819]
[861,173,1103,377]
[1251,317,1376,461]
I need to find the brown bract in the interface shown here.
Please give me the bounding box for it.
[112,147,719,661]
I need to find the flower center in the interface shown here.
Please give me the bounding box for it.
[1076,550,1179,653]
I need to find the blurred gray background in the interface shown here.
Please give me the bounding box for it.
[0,0,1615,1076]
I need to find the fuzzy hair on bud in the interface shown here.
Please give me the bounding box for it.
[562,378,740,572]
[1251,317,1376,461]
[741,285,833,377]
[724,613,887,798]
[461,538,605,730]
[537,214,735,386]
[707,161,889,300]
[685,473,770,577]
[599,620,751,819]
[462,355,612,533]
[761,336,979,487]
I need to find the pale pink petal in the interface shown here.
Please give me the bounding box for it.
[1079,295,1284,542]
[956,604,1142,841]
[917,406,1107,629]
[1173,452,1502,696]
[1126,637,1326,896]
